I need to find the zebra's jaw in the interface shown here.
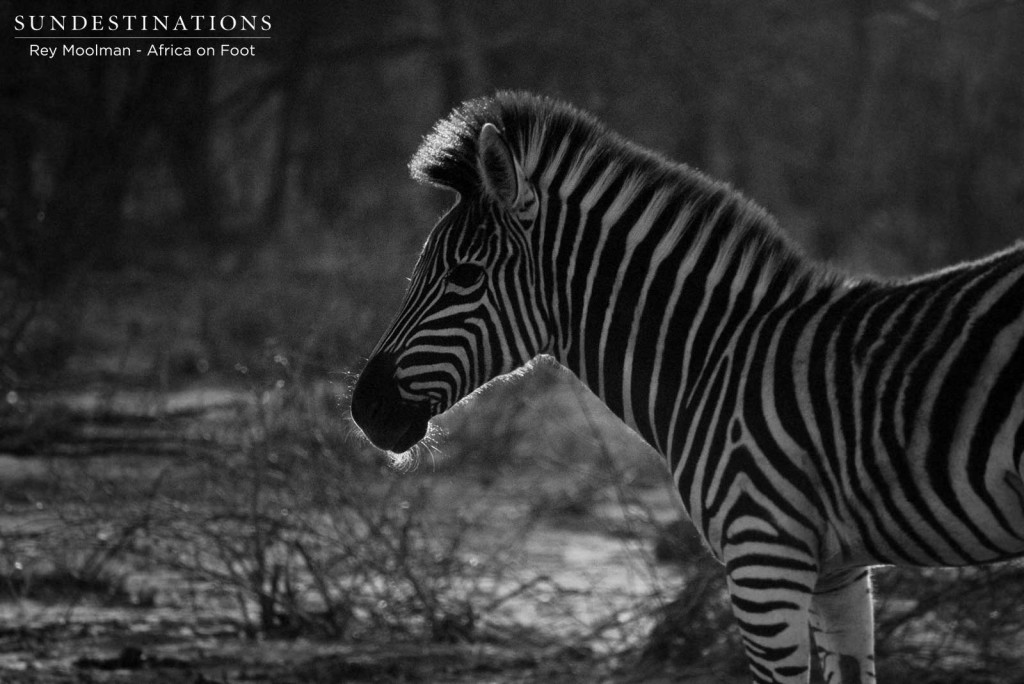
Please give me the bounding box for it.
[351,354,432,453]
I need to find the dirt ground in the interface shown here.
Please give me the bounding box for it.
[0,382,746,684]
[0,493,730,684]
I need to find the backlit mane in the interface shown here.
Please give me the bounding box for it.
[410,91,702,198]
[410,91,839,291]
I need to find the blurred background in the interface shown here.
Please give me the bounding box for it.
[2,0,1024,682]
[5,0,1024,384]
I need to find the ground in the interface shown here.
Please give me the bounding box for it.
[0,380,747,684]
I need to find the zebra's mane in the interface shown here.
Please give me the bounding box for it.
[411,91,604,195]
[411,91,836,289]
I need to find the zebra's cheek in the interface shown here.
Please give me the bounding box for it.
[351,355,431,453]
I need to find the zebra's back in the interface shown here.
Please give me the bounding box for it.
[776,243,1024,568]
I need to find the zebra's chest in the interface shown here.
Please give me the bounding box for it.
[666,376,879,571]
[671,405,831,562]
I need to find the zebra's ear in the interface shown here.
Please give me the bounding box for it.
[477,123,537,218]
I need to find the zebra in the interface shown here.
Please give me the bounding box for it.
[349,91,1024,683]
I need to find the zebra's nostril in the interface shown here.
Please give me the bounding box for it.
[351,355,398,429]
[351,354,429,452]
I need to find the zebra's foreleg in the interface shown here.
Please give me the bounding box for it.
[725,559,817,684]
[809,568,875,684]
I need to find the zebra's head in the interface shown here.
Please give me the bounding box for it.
[351,97,550,454]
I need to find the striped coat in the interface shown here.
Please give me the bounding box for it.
[352,91,1024,683]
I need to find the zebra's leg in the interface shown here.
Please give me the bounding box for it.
[809,568,875,684]
[725,560,817,684]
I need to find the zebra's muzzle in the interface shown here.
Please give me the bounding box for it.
[351,354,431,453]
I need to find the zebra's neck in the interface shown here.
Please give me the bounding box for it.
[540,175,838,458]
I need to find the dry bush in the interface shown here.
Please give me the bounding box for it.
[105,350,556,643]
[874,564,1024,682]
[0,460,155,612]
[634,545,1024,682]
[0,348,553,646]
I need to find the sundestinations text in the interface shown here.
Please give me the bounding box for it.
[14,15,272,32]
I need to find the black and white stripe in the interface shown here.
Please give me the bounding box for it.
[351,91,1024,683]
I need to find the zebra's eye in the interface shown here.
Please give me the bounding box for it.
[446,263,485,289]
